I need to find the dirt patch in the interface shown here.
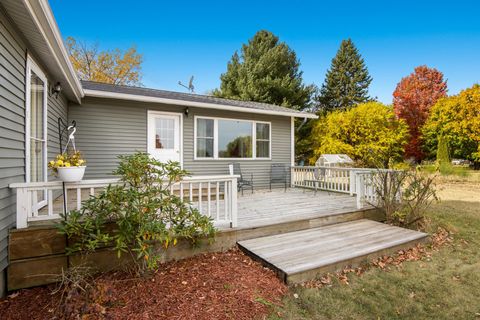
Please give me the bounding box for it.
[0,248,287,320]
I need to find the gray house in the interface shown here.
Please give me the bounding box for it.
[0,0,315,295]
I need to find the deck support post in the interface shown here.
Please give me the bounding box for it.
[16,188,28,229]
[230,177,238,228]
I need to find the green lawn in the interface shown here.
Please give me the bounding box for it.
[270,178,480,320]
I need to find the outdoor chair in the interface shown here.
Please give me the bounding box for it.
[304,167,327,194]
[230,163,254,195]
[270,163,288,191]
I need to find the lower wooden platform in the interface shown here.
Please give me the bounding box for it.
[237,219,428,284]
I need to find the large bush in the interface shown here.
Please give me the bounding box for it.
[423,84,480,168]
[57,152,216,272]
[310,102,409,167]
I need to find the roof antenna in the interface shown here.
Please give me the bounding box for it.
[178,75,195,93]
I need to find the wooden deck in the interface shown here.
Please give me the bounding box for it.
[238,219,428,284]
[236,188,360,229]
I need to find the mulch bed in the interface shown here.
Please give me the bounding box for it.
[0,248,287,320]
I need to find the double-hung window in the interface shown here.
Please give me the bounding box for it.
[195,117,271,159]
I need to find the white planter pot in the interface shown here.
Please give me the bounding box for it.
[57,166,86,182]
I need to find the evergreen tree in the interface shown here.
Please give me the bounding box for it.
[436,135,450,165]
[213,30,315,110]
[317,39,372,112]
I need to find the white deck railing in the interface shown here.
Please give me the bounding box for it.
[291,166,392,209]
[10,175,238,229]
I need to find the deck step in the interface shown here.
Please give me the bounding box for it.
[237,219,428,284]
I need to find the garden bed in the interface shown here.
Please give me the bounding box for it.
[0,248,287,320]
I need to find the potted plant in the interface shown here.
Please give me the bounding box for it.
[48,151,86,182]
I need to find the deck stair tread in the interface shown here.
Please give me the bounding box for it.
[237,219,428,283]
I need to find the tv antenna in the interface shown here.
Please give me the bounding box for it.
[178,75,195,93]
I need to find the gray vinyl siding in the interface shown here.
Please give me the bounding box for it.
[0,7,26,272]
[0,6,69,273]
[69,98,292,188]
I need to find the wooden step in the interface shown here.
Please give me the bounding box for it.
[237,219,428,284]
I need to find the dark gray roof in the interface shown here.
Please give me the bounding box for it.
[81,81,316,118]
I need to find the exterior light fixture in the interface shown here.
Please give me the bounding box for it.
[184,107,189,118]
[51,82,62,98]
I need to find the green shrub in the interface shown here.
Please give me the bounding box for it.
[436,135,452,174]
[57,152,216,272]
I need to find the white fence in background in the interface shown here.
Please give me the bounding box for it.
[291,166,396,209]
[10,175,238,229]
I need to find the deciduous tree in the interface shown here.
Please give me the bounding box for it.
[423,84,480,168]
[66,37,143,86]
[393,66,447,162]
[213,30,315,110]
[310,102,409,167]
[317,39,372,112]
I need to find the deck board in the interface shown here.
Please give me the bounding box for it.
[238,219,428,283]
[236,189,360,228]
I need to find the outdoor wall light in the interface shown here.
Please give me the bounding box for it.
[51,82,62,98]
[184,107,189,118]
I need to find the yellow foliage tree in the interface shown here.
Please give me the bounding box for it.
[423,84,480,168]
[310,102,409,167]
[66,37,143,86]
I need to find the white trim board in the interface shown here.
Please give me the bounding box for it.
[83,89,318,119]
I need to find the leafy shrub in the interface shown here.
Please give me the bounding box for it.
[57,152,216,272]
[368,168,437,228]
[310,102,409,168]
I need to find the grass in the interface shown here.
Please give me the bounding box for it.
[419,164,473,178]
[269,177,480,320]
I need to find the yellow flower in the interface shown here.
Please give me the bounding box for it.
[78,159,85,165]
[64,162,71,167]
[49,160,55,166]
[56,159,63,166]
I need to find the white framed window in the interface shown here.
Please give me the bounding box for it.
[194,116,271,160]
[25,56,48,203]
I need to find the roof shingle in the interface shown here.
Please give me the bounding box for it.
[81,81,316,118]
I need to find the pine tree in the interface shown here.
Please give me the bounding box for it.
[436,135,450,164]
[317,39,372,112]
[213,30,315,110]
[436,134,451,173]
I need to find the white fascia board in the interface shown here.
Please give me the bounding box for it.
[83,89,318,119]
[24,0,84,102]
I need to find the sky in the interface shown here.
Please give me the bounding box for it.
[50,0,480,104]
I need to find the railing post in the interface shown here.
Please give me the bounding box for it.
[349,170,355,196]
[230,177,238,228]
[356,174,365,209]
[290,166,295,188]
[16,188,29,229]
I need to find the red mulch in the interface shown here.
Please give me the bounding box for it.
[0,248,287,320]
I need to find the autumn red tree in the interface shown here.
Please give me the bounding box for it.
[393,66,447,162]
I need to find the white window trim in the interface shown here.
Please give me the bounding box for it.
[147,110,184,168]
[194,115,272,161]
[25,55,48,185]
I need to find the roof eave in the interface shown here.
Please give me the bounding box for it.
[24,0,83,103]
[83,89,318,119]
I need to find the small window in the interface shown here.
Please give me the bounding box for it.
[196,118,214,157]
[155,118,175,149]
[256,123,270,158]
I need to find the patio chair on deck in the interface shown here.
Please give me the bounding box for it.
[270,163,288,191]
[230,163,254,195]
[304,167,327,194]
